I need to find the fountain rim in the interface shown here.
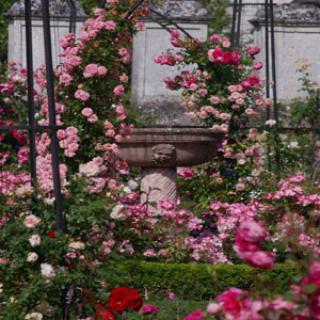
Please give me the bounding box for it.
[117,126,224,144]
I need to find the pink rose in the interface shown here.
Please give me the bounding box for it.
[218,288,243,315]
[97,66,108,76]
[59,73,73,86]
[246,46,260,56]
[75,89,90,102]
[88,114,98,123]
[253,61,263,70]
[139,304,159,315]
[183,309,204,320]
[240,250,275,269]
[81,107,93,117]
[83,64,98,78]
[210,95,220,105]
[113,84,125,96]
[64,55,81,71]
[177,167,194,179]
[105,20,117,30]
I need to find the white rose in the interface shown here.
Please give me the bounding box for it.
[29,234,41,247]
[25,312,43,320]
[69,241,85,250]
[40,263,55,279]
[0,283,3,293]
[128,179,139,191]
[288,141,299,149]
[110,204,127,221]
[23,214,41,228]
[27,252,39,263]
[44,197,55,205]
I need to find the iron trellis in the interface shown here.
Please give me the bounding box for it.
[1,0,319,235]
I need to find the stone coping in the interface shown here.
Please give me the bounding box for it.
[251,2,320,26]
[117,127,223,144]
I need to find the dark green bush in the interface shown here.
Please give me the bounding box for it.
[102,260,300,300]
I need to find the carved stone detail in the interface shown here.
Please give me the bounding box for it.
[149,0,208,20]
[253,2,320,25]
[8,0,86,17]
[152,144,176,166]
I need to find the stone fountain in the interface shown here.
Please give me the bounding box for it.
[118,128,222,204]
[118,0,221,204]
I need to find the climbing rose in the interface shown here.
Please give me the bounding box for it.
[75,89,90,102]
[218,288,244,315]
[108,286,142,313]
[183,309,204,320]
[139,304,160,315]
[95,304,117,320]
[113,85,125,97]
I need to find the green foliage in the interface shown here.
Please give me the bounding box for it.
[0,0,14,61]
[102,260,301,300]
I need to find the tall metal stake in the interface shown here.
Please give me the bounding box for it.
[41,0,65,231]
[25,0,37,187]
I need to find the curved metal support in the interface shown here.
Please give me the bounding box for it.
[148,7,194,39]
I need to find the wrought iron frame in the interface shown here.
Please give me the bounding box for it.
[0,0,319,240]
[1,0,320,317]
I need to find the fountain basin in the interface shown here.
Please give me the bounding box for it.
[117,127,223,168]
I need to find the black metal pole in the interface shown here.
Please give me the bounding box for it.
[231,0,238,48]
[269,0,278,122]
[264,0,270,114]
[41,0,65,231]
[235,0,243,48]
[65,0,77,33]
[24,0,37,186]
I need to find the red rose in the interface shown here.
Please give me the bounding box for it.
[96,304,117,320]
[47,229,57,238]
[108,286,143,314]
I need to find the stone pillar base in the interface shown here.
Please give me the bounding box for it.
[141,167,177,206]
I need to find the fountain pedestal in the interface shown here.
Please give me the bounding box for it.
[141,167,177,204]
[118,128,222,205]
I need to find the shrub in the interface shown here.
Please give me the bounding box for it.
[102,260,300,300]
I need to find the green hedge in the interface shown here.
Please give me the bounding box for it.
[102,260,300,300]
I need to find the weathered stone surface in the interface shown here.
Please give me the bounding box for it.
[149,0,208,20]
[141,167,177,204]
[253,2,320,25]
[8,0,86,17]
[7,0,85,69]
[249,1,320,101]
[131,0,209,126]
[118,128,222,205]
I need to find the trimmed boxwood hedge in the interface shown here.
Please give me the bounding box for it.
[102,260,301,300]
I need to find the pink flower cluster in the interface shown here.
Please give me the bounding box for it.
[83,64,108,78]
[234,220,275,269]
[0,171,31,196]
[57,126,80,157]
[36,155,67,194]
[208,47,241,65]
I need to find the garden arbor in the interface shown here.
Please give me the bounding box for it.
[1,0,312,228]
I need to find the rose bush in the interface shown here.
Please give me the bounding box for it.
[1,1,320,319]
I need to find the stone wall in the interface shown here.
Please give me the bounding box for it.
[7,0,86,69]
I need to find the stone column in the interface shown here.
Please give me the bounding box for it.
[141,168,177,205]
[7,0,86,70]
